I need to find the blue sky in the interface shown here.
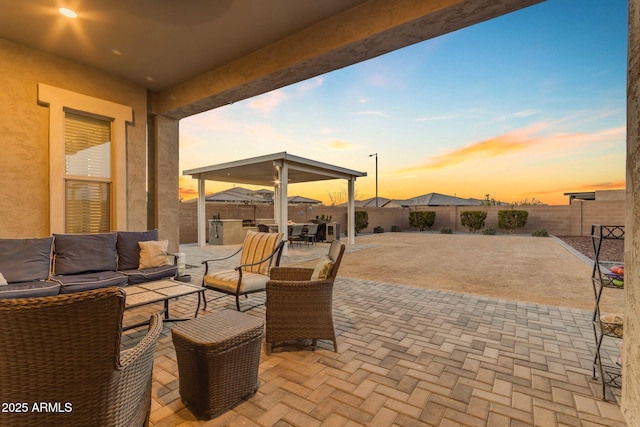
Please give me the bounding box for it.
[179,0,628,205]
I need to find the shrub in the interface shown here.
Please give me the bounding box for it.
[373,226,384,233]
[532,229,549,237]
[498,210,529,233]
[391,225,402,232]
[460,211,487,233]
[355,211,369,235]
[482,225,497,235]
[440,227,453,234]
[409,211,436,231]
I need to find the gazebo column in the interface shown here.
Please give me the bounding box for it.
[277,163,289,255]
[347,178,356,244]
[197,178,206,247]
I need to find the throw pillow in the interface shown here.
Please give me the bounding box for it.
[311,256,334,280]
[0,272,7,286]
[139,240,170,269]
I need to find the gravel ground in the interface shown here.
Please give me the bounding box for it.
[556,235,624,263]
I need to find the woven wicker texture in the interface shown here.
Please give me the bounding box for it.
[0,287,162,427]
[171,310,264,419]
[265,240,345,354]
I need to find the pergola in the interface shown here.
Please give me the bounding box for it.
[183,152,367,250]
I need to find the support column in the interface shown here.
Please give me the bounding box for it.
[622,0,639,422]
[197,178,206,247]
[278,163,289,255]
[347,178,355,244]
[148,114,180,252]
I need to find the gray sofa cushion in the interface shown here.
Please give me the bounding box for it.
[119,265,178,285]
[53,233,117,275]
[0,237,53,283]
[53,271,128,294]
[116,230,159,271]
[0,281,60,299]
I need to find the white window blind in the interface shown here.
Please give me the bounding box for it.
[64,112,112,233]
[64,112,111,178]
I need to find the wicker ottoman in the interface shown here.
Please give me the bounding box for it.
[171,310,264,419]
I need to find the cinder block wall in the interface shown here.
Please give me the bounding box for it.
[179,199,626,243]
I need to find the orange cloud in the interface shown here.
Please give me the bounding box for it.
[179,176,198,201]
[397,125,545,173]
[395,123,624,174]
[328,140,355,150]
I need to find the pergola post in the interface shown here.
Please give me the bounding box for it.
[197,178,206,247]
[347,178,356,244]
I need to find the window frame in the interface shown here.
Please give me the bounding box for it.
[38,84,132,234]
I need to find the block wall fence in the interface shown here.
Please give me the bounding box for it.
[179,199,625,244]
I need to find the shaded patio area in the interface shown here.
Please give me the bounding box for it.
[123,237,626,426]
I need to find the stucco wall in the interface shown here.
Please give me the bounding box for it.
[622,0,639,422]
[0,39,148,237]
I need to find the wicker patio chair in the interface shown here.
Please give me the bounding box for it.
[0,287,162,427]
[199,230,285,312]
[265,240,346,354]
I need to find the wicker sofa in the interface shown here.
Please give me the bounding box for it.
[0,229,178,299]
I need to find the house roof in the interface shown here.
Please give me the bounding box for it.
[397,192,484,207]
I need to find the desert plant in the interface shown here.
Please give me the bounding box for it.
[498,210,529,233]
[391,225,402,232]
[440,227,453,234]
[373,226,384,233]
[354,211,369,235]
[409,211,436,231]
[482,225,497,235]
[532,229,549,237]
[460,211,487,233]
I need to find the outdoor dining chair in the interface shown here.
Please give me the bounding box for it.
[0,287,162,427]
[288,224,304,247]
[264,240,346,354]
[199,230,285,311]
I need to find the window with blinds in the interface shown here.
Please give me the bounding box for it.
[64,112,112,233]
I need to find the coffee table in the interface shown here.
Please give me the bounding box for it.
[123,279,204,330]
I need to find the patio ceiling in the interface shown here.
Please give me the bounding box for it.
[183,152,366,186]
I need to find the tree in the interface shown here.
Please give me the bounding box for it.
[355,211,369,234]
[409,211,436,231]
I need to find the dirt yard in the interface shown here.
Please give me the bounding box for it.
[298,232,625,314]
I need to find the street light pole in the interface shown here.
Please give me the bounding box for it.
[369,153,378,207]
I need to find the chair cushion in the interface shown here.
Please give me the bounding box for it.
[204,270,270,293]
[240,230,283,274]
[0,237,53,283]
[311,256,334,280]
[0,281,61,299]
[116,230,159,270]
[53,233,117,275]
[53,271,128,294]
[119,265,178,285]
[138,240,170,269]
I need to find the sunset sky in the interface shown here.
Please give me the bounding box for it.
[179,0,627,206]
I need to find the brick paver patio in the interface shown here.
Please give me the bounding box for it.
[122,242,626,426]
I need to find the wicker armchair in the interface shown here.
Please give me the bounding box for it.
[265,240,346,354]
[200,230,285,312]
[0,287,162,427]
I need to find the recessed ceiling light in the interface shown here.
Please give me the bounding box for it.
[111,48,123,56]
[59,8,78,18]
[146,76,154,82]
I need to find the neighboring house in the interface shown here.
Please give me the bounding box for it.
[350,193,491,207]
[397,192,485,207]
[184,187,321,205]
